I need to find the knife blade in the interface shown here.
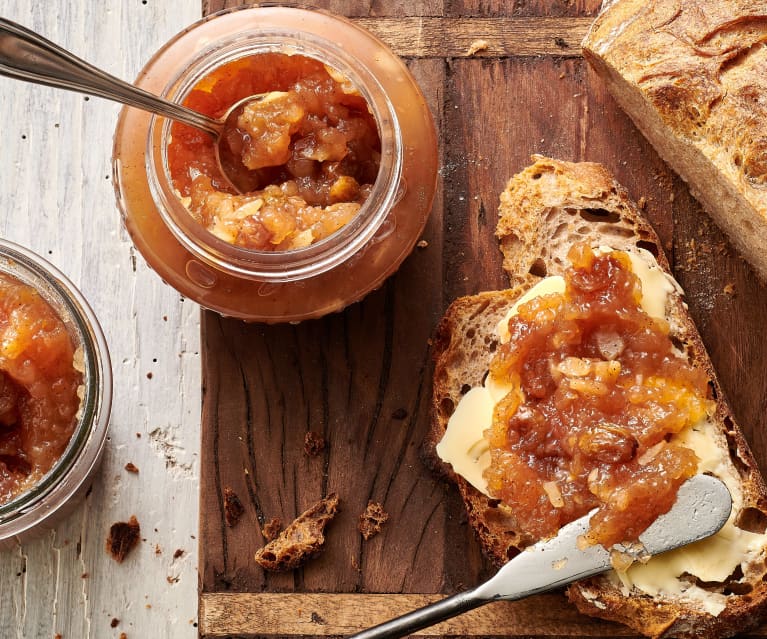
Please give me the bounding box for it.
[349,474,732,639]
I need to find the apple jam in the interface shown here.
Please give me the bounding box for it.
[167,53,381,251]
[0,273,83,504]
[485,245,711,547]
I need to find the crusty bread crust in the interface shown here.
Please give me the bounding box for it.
[426,156,767,639]
[581,0,767,281]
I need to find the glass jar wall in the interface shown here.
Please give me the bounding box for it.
[0,240,111,547]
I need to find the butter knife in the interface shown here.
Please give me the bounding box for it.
[349,474,732,639]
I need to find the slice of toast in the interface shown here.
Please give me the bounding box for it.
[427,156,767,639]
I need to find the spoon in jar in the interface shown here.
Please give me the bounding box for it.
[0,17,258,194]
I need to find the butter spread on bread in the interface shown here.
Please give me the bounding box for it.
[427,156,767,639]
[582,0,767,281]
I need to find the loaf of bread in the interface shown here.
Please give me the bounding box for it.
[581,0,767,280]
[426,156,767,639]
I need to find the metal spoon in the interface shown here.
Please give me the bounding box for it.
[0,17,256,193]
[349,474,732,639]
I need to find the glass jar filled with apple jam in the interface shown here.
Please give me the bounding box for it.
[0,241,111,547]
[112,6,438,321]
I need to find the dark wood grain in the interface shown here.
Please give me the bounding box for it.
[199,2,767,638]
[447,0,601,17]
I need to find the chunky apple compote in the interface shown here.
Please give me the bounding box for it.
[485,245,712,547]
[167,53,381,251]
[0,273,83,504]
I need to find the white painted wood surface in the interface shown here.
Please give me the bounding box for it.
[0,1,203,637]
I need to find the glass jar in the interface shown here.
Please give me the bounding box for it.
[112,5,438,322]
[0,241,111,548]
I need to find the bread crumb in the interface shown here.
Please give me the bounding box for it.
[554,36,568,48]
[124,462,139,474]
[154,544,162,555]
[262,517,282,542]
[106,516,141,562]
[303,431,326,457]
[723,282,736,296]
[416,239,429,249]
[110,618,119,628]
[358,501,389,540]
[81,572,89,579]
[120,632,128,639]
[466,39,489,55]
[166,575,179,584]
[637,196,647,210]
[173,548,184,559]
[223,486,245,527]
[351,554,361,572]
[255,493,339,571]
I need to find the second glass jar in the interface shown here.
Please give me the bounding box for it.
[113,5,438,322]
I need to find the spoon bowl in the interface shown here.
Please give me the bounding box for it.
[0,17,259,194]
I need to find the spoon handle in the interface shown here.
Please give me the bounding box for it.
[0,17,220,136]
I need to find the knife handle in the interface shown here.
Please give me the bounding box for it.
[347,588,488,639]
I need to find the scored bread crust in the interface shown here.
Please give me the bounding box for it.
[581,0,767,281]
[426,156,767,639]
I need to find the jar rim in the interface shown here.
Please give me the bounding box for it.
[146,16,404,283]
[0,240,112,537]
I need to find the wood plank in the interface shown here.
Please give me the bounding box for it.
[199,593,634,637]
[354,17,590,57]
[448,0,601,17]
[198,56,455,597]
[198,3,767,639]
[199,10,591,57]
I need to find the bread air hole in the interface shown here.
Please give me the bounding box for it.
[552,222,569,240]
[723,571,753,596]
[636,239,660,258]
[687,565,753,596]
[724,418,753,478]
[598,224,634,238]
[578,208,622,224]
[670,335,690,361]
[439,397,455,418]
[529,258,547,277]
[736,507,767,534]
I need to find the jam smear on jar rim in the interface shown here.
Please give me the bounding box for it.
[0,272,83,504]
[484,244,712,548]
[167,53,381,252]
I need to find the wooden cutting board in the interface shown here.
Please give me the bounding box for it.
[198,1,767,637]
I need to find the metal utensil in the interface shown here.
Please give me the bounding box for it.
[350,474,732,639]
[0,17,258,193]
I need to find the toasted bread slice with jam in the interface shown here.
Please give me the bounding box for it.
[427,156,767,639]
